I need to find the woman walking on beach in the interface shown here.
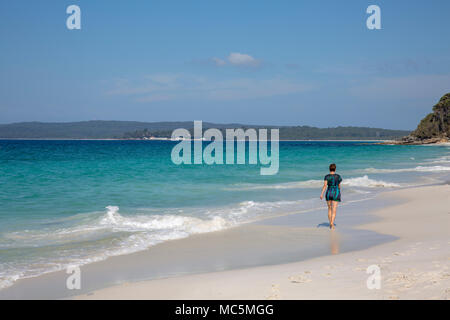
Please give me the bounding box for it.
[320,163,342,229]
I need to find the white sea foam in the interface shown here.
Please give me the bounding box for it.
[421,155,450,164]
[342,175,400,188]
[223,179,324,191]
[362,165,450,173]
[225,175,400,190]
[0,199,323,289]
[101,205,230,234]
[0,205,237,290]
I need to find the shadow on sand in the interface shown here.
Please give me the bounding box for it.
[316,222,337,228]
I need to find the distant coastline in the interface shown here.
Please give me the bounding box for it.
[0,138,393,142]
[0,120,410,140]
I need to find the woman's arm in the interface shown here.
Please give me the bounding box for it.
[320,180,327,200]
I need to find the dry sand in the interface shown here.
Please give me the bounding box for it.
[74,185,450,300]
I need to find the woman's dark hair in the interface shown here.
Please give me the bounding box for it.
[329,163,336,172]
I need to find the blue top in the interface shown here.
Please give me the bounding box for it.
[324,174,342,188]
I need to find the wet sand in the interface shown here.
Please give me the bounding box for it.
[0,191,393,299]
[73,185,450,300]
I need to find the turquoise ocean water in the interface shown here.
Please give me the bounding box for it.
[0,140,449,289]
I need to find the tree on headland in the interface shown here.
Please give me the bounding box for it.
[407,93,450,142]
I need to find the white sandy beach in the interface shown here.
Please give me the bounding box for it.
[74,185,450,300]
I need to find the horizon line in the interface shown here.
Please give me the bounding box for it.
[0,120,414,131]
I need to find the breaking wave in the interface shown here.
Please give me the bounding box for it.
[362,165,450,174]
[0,199,324,289]
[226,175,400,190]
[342,175,400,188]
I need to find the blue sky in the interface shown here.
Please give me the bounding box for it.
[1,0,450,129]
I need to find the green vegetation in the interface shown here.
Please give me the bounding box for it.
[278,126,408,140]
[125,126,408,140]
[0,120,410,140]
[411,93,450,140]
[121,124,409,140]
[0,121,195,139]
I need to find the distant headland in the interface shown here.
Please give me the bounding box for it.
[386,93,450,145]
[0,121,409,141]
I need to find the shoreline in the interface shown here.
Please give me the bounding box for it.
[4,138,449,145]
[72,184,450,300]
[0,184,447,299]
[0,188,395,299]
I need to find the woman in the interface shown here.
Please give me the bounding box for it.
[320,163,342,229]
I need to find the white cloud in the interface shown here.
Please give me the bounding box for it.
[212,57,226,66]
[108,73,313,102]
[227,52,260,67]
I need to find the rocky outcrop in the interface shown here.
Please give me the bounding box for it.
[395,135,449,145]
[389,93,450,145]
[411,93,449,139]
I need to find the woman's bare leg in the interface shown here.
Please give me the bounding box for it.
[327,201,332,228]
[331,201,338,229]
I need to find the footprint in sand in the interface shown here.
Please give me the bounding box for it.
[266,284,281,300]
[353,267,365,272]
[444,288,450,299]
[387,272,413,285]
[288,275,312,283]
[440,273,450,280]
[432,261,441,268]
